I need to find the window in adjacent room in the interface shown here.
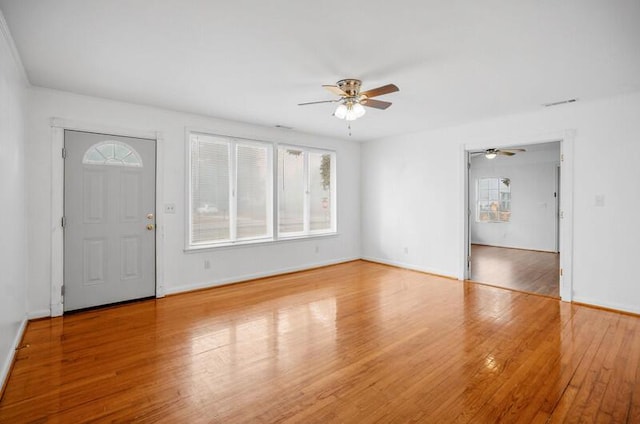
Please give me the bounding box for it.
[476,177,511,222]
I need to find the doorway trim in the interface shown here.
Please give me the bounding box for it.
[460,129,575,302]
[49,118,166,316]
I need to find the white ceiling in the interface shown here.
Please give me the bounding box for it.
[2,0,639,142]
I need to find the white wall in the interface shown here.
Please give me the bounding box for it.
[361,91,640,314]
[26,88,361,316]
[0,13,28,390]
[470,142,560,251]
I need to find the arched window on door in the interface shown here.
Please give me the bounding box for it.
[82,140,143,167]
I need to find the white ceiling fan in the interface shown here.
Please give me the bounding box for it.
[472,148,526,159]
[298,79,399,121]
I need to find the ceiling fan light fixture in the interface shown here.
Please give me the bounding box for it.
[352,102,366,118]
[336,101,366,121]
[485,152,497,159]
[334,103,348,119]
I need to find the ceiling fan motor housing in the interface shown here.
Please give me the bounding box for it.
[337,79,362,97]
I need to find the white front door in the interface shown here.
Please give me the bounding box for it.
[63,130,156,311]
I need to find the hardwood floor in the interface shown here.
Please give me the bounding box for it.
[471,244,560,298]
[2,260,639,423]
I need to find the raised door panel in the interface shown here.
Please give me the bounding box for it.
[120,171,142,223]
[83,238,106,285]
[83,170,107,224]
[120,236,142,281]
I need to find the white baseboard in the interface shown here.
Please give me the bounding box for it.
[27,309,51,319]
[1,317,27,395]
[572,296,640,315]
[165,256,360,295]
[361,256,457,280]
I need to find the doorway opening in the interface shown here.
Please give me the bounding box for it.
[466,141,561,298]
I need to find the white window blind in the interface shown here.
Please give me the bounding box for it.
[278,148,305,234]
[190,137,230,243]
[236,144,271,239]
[189,133,272,247]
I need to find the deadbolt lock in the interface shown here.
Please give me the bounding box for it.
[147,224,155,231]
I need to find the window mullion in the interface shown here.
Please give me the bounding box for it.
[229,141,237,241]
[266,145,274,238]
[303,151,310,234]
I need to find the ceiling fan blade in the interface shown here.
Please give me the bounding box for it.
[500,148,526,153]
[360,84,399,98]
[323,85,347,96]
[298,100,338,106]
[497,151,516,156]
[361,98,392,110]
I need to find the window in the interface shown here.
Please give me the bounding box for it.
[189,133,273,246]
[278,146,336,237]
[476,177,511,222]
[187,131,336,249]
[83,141,142,167]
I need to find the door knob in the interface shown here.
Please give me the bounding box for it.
[147,224,155,231]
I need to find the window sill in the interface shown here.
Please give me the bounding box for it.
[184,232,339,253]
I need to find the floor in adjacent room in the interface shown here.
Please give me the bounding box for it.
[1,260,638,423]
[470,244,560,298]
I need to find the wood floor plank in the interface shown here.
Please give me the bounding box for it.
[471,244,559,297]
[1,260,639,423]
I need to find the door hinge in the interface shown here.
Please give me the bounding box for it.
[62,148,66,159]
[61,285,65,296]
[559,210,564,219]
[61,216,66,228]
[560,153,564,162]
[560,268,563,277]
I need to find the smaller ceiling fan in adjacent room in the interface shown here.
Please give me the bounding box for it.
[298,79,399,122]
[473,148,526,159]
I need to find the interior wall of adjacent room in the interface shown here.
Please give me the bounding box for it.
[469,142,560,252]
[26,88,361,317]
[0,13,28,389]
[361,91,640,314]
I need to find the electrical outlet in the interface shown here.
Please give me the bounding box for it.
[204,259,210,269]
[315,245,319,253]
[164,203,176,214]
[404,247,409,254]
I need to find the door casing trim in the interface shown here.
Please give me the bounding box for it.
[460,129,575,302]
[50,118,165,316]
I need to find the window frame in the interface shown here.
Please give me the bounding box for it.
[475,176,511,223]
[185,130,337,251]
[186,131,274,249]
[277,144,337,239]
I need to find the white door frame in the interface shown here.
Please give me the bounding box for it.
[459,129,575,302]
[50,118,166,316]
